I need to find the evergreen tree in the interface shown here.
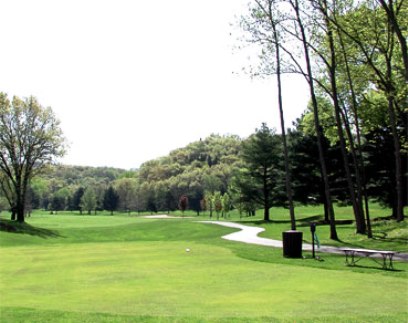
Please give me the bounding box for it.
[72,187,85,214]
[50,195,65,214]
[240,123,282,221]
[103,186,119,215]
[364,126,407,217]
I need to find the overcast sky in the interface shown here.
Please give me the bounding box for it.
[0,0,309,169]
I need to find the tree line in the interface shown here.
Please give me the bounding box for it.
[238,0,407,238]
[0,0,406,241]
[1,122,404,232]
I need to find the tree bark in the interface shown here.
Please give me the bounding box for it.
[337,26,373,237]
[384,16,405,222]
[11,206,16,221]
[378,0,408,82]
[263,168,270,221]
[388,94,404,221]
[329,0,405,222]
[16,203,25,222]
[270,3,296,230]
[318,0,366,234]
[291,0,338,239]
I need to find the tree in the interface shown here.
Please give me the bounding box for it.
[289,130,326,207]
[308,0,367,234]
[178,194,189,216]
[0,93,65,222]
[240,0,338,238]
[221,193,231,218]
[377,0,408,82]
[72,187,85,214]
[204,192,214,218]
[189,179,204,216]
[0,172,16,219]
[93,181,106,213]
[230,169,258,218]
[240,123,282,221]
[30,177,49,210]
[330,0,406,221]
[0,194,8,213]
[80,187,97,215]
[50,194,65,214]
[202,173,223,194]
[50,187,71,214]
[114,178,137,212]
[103,186,119,215]
[241,0,297,229]
[213,191,223,220]
[364,126,407,217]
[200,197,207,216]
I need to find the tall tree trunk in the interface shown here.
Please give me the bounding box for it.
[263,169,270,221]
[11,206,16,221]
[336,106,366,233]
[385,24,404,222]
[378,0,408,82]
[321,0,366,234]
[333,0,404,222]
[322,182,329,223]
[337,27,373,237]
[292,0,338,239]
[340,108,373,236]
[15,179,26,222]
[271,9,296,230]
[388,95,404,221]
[16,202,25,222]
[264,203,270,221]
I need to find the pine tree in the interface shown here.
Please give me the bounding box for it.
[103,186,119,215]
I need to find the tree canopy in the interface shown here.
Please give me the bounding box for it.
[0,93,65,222]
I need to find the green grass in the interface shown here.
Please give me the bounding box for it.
[193,203,408,252]
[0,207,407,322]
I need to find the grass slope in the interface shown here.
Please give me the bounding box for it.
[0,209,407,322]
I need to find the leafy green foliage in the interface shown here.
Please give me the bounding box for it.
[239,123,284,221]
[136,134,242,213]
[103,186,119,215]
[80,187,97,215]
[0,93,65,222]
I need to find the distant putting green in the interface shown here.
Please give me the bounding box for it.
[0,213,407,322]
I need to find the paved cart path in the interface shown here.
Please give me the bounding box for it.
[200,220,408,261]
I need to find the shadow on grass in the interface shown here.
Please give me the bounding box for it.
[298,216,354,227]
[237,215,353,227]
[236,219,292,225]
[343,263,404,272]
[372,234,408,244]
[331,239,366,248]
[0,218,61,239]
[371,227,408,243]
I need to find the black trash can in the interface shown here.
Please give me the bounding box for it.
[282,230,303,258]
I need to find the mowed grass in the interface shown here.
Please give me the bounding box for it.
[0,209,407,322]
[193,203,408,252]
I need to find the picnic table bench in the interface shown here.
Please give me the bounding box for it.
[340,248,396,270]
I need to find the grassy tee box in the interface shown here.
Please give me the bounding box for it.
[1,208,407,322]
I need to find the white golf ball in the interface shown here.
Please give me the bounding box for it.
[186,248,190,252]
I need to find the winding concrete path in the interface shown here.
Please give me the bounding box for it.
[200,220,408,261]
